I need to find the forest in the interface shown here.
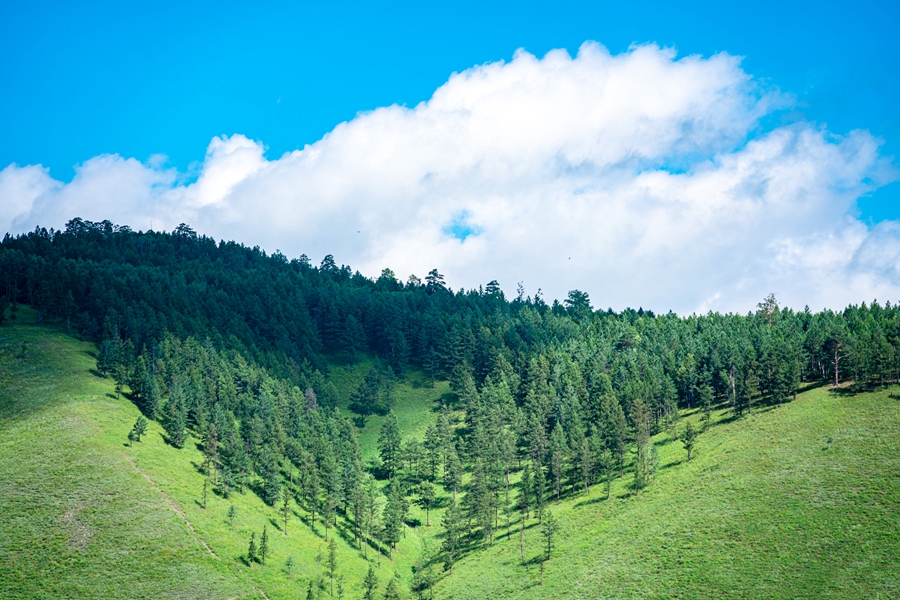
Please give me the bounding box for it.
[1,218,898,597]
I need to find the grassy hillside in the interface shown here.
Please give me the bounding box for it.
[0,311,434,599]
[3,312,900,598]
[436,385,900,599]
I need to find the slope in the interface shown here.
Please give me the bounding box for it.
[0,310,429,599]
[434,385,900,598]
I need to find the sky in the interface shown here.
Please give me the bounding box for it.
[1,0,899,314]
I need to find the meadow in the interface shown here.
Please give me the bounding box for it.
[2,310,900,599]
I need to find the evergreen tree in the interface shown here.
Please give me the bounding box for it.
[383,578,401,600]
[227,504,236,528]
[130,416,147,442]
[549,423,567,500]
[378,412,402,479]
[247,532,257,564]
[282,485,291,535]
[517,461,533,519]
[441,496,462,574]
[417,480,435,526]
[682,421,697,461]
[259,525,269,565]
[326,537,337,596]
[362,565,378,600]
[533,464,546,523]
[542,509,558,561]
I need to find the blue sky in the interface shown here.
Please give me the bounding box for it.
[2,0,898,219]
[2,1,900,313]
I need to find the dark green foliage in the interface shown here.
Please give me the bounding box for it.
[542,509,558,561]
[384,577,401,600]
[247,532,257,564]
[259,525,269,565]
[682,421,697,461]
[441,496,462,573]
[362,564,378,600]
[130,416,147,442]
[378,412,402,479]
[416,480,435,526]
[326,538,337,596]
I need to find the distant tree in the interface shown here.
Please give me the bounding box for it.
[97,339,118,377]
[417,480,435,526]
[384,578,401,600]
[113,364,128,398]
[227,505,236,528]
[259,525,269,565]
[682,421,697,461]
[164,390,187,449]
[698,385,713,431]
[349,368,382,427]
[201,478,208,509]
[444,444,462,500]
[247,532,257,564]
[305,581,315,600]
[130,416,147,442]
[441,496,462,573]
[326,537,338,596]
[533,464,546,523]
[363,564,378,600]
[542,509,558,561]
[282,486,291,535]
[0,295,9,326]
[517,461,533,519]
[425,269,446,293]
[336,574,345,600]
[378,412,402,479]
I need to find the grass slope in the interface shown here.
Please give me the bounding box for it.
[4,311,900,599]
[0,311,435,599]
[436,386,900,599]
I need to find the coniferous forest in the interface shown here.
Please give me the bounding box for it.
[2,218,899,598]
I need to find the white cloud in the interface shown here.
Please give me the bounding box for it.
[1,42,897,313]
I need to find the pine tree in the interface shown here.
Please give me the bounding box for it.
[533,464,546,523]
[363,564,378,600]
[130,416,147,442]
[201,478,208,509]
[542,509,558,560]
[441,496,462,573]
[682,420,697,461]
[378,412,402,479]
[326,537,337,596]
[517,461,532,519]
[259,525,269,565]
[227,505,236,528]
[417,480,435,526]
[247,532,257,564]
[282,485,291,535]
[383,578,401,600]
[549,423,567,500]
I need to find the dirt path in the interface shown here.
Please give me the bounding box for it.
[122,453,220,560]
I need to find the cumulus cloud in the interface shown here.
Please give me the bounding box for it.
[1,42,897,313]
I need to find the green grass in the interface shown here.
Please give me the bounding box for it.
[0,311,439,599]
[3,311,900,599]
[436,386,900,599]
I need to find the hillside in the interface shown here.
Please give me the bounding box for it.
[0,310,435,599]
[3,312,900,598]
